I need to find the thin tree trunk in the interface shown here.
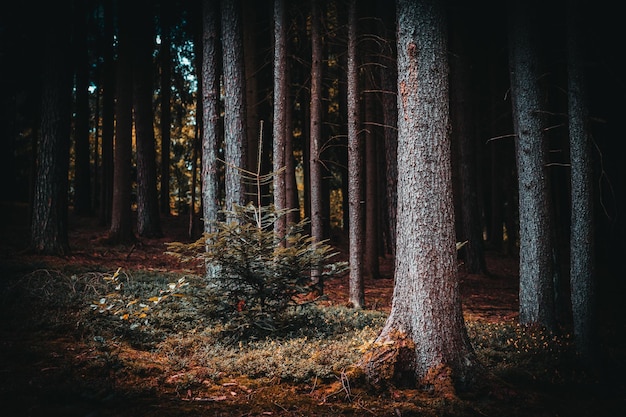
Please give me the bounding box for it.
[309,0,324,291]
[160,3,172,216]
[99,0,115,226]
[73,0,92,216]
[273,0,287,241]
[347,0,364,308]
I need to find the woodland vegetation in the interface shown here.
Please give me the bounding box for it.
[1,0,625,415]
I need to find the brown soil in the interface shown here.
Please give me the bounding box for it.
[1,214,624,416]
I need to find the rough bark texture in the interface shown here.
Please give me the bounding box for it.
[347,0,364,308]
[202,0,221,233]
[273,0,287,240]
[221,0,247,210]
[508,0,555,328]
[108,1,135,244]
[133,1,163,238]
[567,0,595,359]
[31,4,72,255]
[363,0,476,390]
[309,0,324,289]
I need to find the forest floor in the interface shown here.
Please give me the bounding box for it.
[1,212,625,416]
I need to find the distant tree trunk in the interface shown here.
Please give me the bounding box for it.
[449,17,487,274]
[99,0,115,226]
[160,3,172,216]
[31,4,72,255]
[108,1,135,244]
[378,7,397,257]
[273,0,287,241]
[362,0,476,390]
[284,42,299,227]
[364,74,381,280]
[347,0,364,308]
[73,0,92,216]
[202,0,222,280]
[508,0,555,328]
[133,1,163,238]
[567,0,595,359]
[221,0,247,210]
[309,0,324,291]
[243,0,260,176]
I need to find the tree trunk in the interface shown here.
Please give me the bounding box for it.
[449,16,487,274]
[202,0,222,279]
[347,0,364,308]
[99,0,115,226]
[108,1,135,244]
[508,0,556,329]
[221,0,248,210]
[31,3,72,255]
[160,3,172,216]
[201,2,220,219]
[273,0,287,241]
[73,0,92,216]
[133,1,163,238]
[309,0,324,291]
[567,0,595,359]
[362,0,476,391]
[364,77,380,279]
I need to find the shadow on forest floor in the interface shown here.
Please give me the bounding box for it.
[0,213,625,416]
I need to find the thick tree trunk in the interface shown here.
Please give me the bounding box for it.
[221,0,248,210]
[567,0,595,359]
[362,0,476,391]
[347,0,364,308]
[508,0,556,329]
[31,3,72,255]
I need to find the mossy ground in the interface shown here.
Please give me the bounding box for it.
[1,214,624,416]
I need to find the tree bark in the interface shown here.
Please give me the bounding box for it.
[31,3,72,255]
[221,0,248,210]
[362,0,476,391]
[309,0,324,291]
[508,0,556,329]
[73,0,92,216]
[202,0,222,279]
[99,0,115,226]
[133,1,163,238]
[273,0,287,241]
[567,0,595,359]
[160,3,172,216]
[108,1,135,244]
[347,0,364,308]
